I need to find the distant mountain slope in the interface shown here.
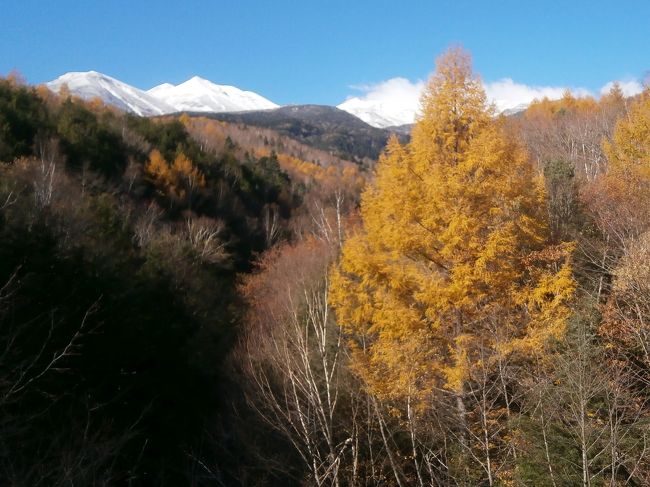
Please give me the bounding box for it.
[47,71,174,116]
[203,105,408,163]
[147,76,279,113]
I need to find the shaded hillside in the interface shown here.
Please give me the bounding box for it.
[197,105,408,165]
[0,78,318,485]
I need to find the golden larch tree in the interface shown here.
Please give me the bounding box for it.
[596,89,650,371]
[145,149,205,206]
[603,88,650,178]
[171,152,205,203]
[330,48,575,406]
[145,149,172,191]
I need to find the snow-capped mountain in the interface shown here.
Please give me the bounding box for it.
[337,97,419,129]
[46,71,530,128]
[46,71,279,116]
[500,103,529,116]
[147,76,279,113]
[46,71,174,116]
[338,95,531,128]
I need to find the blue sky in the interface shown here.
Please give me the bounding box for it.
[1,0,648,106]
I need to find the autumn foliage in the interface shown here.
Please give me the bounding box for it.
[330,49,575,403]
[3,53,650,485]
[145,148,205,203]
[590,90,650,379]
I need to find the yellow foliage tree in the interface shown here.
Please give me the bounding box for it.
[329,48,575,405]
[145,149,172,190]
[595,89,650,370]
[603,88,650,178]
[171,152,205,202]
[145,149,205,206]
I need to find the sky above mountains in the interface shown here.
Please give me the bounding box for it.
[1,0,648,107]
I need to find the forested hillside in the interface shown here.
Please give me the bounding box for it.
[0,75,360,485]
[1,44,650,486]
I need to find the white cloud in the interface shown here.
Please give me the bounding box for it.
[347,77,425,107]
[600,79,644,97]
[338,75,645,128]
[337,77,425,128]
[483,78,592,112]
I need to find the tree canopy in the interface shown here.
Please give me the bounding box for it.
[330,48,575,401]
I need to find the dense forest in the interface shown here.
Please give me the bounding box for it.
[1,46,649,486]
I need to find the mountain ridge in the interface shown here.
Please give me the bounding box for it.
[45,70,530,131]
[46,71,279,117]
[146,76,279,113]
[45,70,421,128]
[46,71,175,116]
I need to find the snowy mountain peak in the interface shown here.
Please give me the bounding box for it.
[186,75,212,85]
[337,96,419,129]
[51,71,114,85]
[46,71,279,117]
[146,76,279,113]
[147,82,175,96]
[47,71,175,116]
[338,95,530,128]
